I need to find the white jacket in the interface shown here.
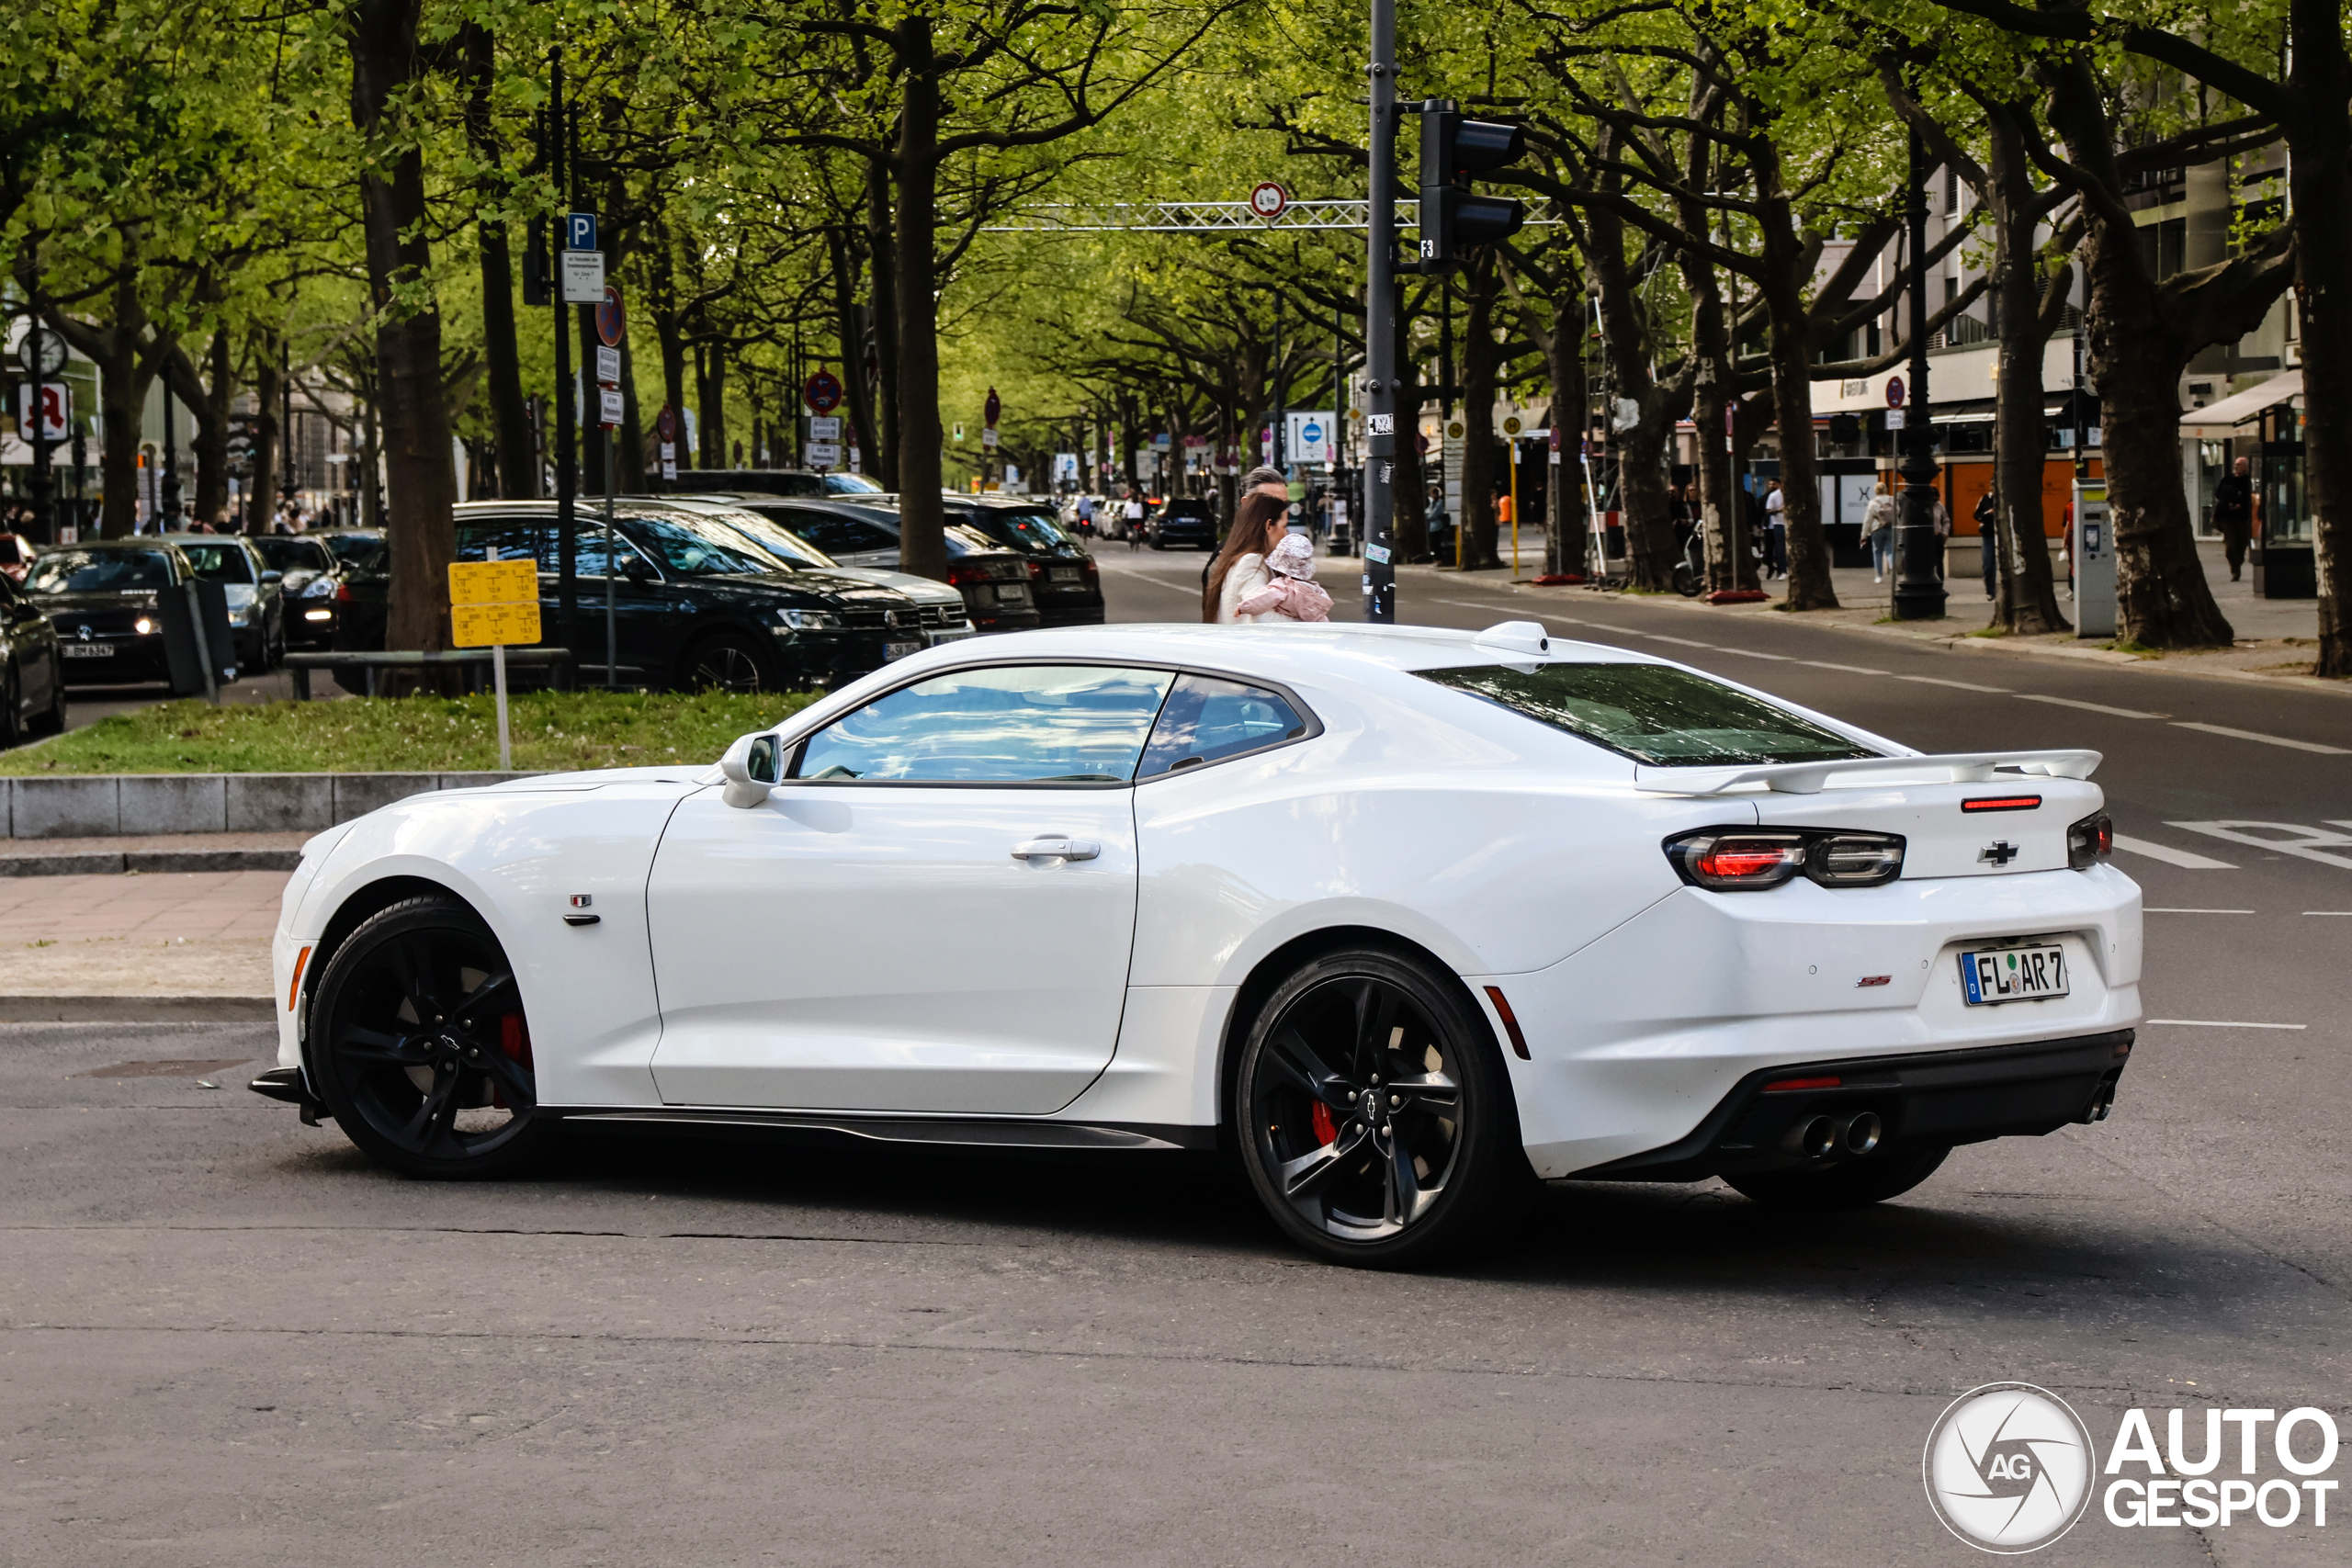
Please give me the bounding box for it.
[1216,554,1273,624]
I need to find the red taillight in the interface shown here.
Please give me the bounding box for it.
[1027,559,1046,580]
[1962,795,2042,813]
[1695,842,1804,880]
[334,582,356,604]
[944,562,986,587]
[1761,1076,1841,1092]
[1081,556,1099,575]
[2067,811,2112,869]
[1666,828,1903,890]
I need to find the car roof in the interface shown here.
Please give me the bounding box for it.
[892,620,1662,679]
[43,537,178,549]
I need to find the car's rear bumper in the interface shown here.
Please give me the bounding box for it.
[1565,1030,2133,1182]
[1035,603,1106,628]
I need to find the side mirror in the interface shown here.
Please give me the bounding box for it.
[718,731,780,808]
[623,556,655,583]
[261,570,284,585]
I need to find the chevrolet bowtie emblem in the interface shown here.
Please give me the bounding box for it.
[1979,840,2020,866]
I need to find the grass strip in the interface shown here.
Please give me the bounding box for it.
[0,689,822,775]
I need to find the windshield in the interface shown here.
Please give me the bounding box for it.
[254,537,333,574]
[173,543,256,584]
[955,507,1071,553]
[320,532,385,567]
[720,510,837,570]
[27,549,174,593]
[1419,662,1880,767]
[619,513,785,577]
[825,472,884,494]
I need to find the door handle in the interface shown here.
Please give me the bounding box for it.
[1011,836,1101,862]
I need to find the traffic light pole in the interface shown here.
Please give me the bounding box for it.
[1362,0,1397,624]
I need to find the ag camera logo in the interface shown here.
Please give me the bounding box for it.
[1923,1382,2095,1552]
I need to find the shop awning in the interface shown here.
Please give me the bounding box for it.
[2179,368,2301,434]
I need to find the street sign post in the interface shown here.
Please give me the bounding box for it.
[559,250,605,305]
[807,442,842,467]
[804,369,843,412]
[596,286,626,347]
[1250,181,1291,220]
[16,383,68,442]
[448,555,541,770]
[564,212,598,253]
[808,416,842,442]
[594,345,620,386]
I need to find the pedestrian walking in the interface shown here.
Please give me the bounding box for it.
[1973,487,1999,600]
[2211,455,2254,581]
[1763,479,1786,578]
[1231,533,1333,623]
[1204,491,1293,624]
[1863,481,1898,581]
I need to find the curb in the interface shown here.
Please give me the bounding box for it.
[0,995,277,1023]
[0,771,550,840]
[0,849,305,877]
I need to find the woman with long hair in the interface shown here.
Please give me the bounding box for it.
[1202,492,1293,623]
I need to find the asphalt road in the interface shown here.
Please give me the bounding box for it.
[4,552,2347,1565]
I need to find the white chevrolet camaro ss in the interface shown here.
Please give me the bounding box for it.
[254,619,2142,1266]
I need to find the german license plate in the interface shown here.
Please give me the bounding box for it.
[927,627,975,645]
[997,582,1032,605]
[1960,944,2069,1005]
[1049,566,1080,582]
[62,644,114,659]
[882,641,922,661]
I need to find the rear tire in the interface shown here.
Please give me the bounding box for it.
[1235,945,1531,1268]
[27,663,64,737]
[1724,1145,1950,1212]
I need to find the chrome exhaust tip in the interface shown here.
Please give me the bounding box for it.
[1797,1115,1838,1159]
[2077,1082,2115,1123]
[1840,1111,1883,1156]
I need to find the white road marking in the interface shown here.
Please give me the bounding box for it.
[2015,694,2167,719]
[2171,721,2352,755]
[2304,911,2352,917]
[1897,675,2013,692]
[2145,1019,2307,1030]
[2169,821,2352,871]
[1799,660,1889,674]
[2112,834,2237,870]
[1712,648,1793,660]
[1646,635,1717,649]
[2144,908,2254,915]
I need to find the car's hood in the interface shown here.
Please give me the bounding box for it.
[691,570,910,607]
[818,566,965,605]
[28,589,164,615]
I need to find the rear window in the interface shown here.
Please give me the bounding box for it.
[1419,663,1878,767]
[956,508,1070,552]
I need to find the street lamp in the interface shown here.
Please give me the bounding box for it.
[1892,124,1947,621]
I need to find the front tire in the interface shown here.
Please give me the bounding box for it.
[1724,1145,1950,1212]
[308,895,557,1179]
[1235,946,1529,1268]
[679,630,780,694]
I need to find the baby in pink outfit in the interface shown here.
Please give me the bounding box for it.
[1234,533,1333,623]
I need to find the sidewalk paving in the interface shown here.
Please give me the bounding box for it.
[0,869,285,998]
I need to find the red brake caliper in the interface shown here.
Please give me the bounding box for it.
[493,1013,531,1109]
[1310,1100,1338,1146]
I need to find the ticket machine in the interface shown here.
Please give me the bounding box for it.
[2073,482,2115,638]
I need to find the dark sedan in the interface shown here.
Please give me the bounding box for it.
[252,535,345,649]
[1146,497,1218,551]
[733,500,1043,632]
[22,540,181,703]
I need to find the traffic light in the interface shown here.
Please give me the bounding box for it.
[1417,104,1526,269]
[522,216,550,308]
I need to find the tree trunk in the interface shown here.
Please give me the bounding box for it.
[888,16,947,581]
[865,153,900,491]
[463,22,534,501]
[828,225,881,484]
[1456,252,1503,570]
[1537,289,1588,578]
[1585,176,1680,590]
[650,228,687,485]
[1983,109,2068,634]
[351,0,458,656]
[247,337,282,531]
[1764,306,1831,608]
[695,337,726,468]
[180,332,232,526]
[2289,0,2351,675]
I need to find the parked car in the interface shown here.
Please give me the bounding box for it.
[657,496,972,644]
[252,535,345,649]
[824,472,885,495]
[255,620,2139,1269]
[1146,497,1217,551]
[164,534,285,671]
[669,468,830,500]
[447,501,944,691]
[943,497,1103,628]
[723,499,1041,632]
[322,533,390,660]
[22,539,184,701]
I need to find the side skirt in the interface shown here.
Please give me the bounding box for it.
[549,1105,1216,1153]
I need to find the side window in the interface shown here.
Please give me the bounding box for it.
[795,665,1175,784]
[455,518,544,566]
[1137,674,1310,779]
[531,522,647,579]
[795,513,897,556]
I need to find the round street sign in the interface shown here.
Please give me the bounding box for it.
[984,387,1001,427]
[596,285,626,347]
[656,404,678,443]
[1886,376,1905,409]
[1502,414,1524,436]
[804,369,843,412]
[1250,181,1290,220]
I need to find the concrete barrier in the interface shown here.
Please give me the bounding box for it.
[1,772,557,839]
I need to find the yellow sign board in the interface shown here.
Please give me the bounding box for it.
[447,559,541,648]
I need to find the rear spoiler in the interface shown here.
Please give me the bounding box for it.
[1635,749,2101,797]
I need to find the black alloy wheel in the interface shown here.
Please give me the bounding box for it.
[0,668,20,749]
[308,895,557,1179]
[1237,946,1528,1267]
[681,631,777,694]
[1724,1145,1951,1212]
[27,661,63,737]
